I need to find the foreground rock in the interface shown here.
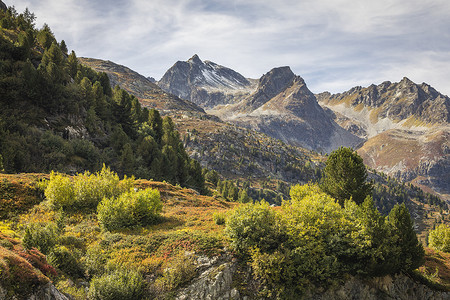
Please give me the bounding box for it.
[176,255,450,300]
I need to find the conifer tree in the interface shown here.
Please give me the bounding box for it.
[387,203,424,272]
[321,147,372,206]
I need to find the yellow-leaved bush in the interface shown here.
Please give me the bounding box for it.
[45,165,134,211]
[429,224,450,253]
[97,188,162,231]
[225,183,424,298]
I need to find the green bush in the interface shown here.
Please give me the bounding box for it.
[97,188,162,231]
[213,211,226,225]
[429,224,450,252]
[22,223,58,255]
[45,172,75,209]
[83,244,107,278]
[225,184,424,298]
[88,269,145,300]
[225,201,284,254]
[155,254,197,291]
[48,246,83,277]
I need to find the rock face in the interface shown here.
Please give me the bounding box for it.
[158,54,256,108]
[174,258,450,300]
[220,67,362,152]
[176,255,240,300]
[0,282,70,300]
[306,273,450,300]
[317,78,450,201]
[317,77,450,138]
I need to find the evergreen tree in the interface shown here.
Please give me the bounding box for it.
[60,39,68,54]
[238,189,251,203]
[387,203,424,272]
[67,50,78,79]
[320,147,372,206]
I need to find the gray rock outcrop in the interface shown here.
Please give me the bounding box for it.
[158,54,256,108]
[0,282,71,300]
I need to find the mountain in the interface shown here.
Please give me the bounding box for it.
[219,66,362,152]
[317,77,450,139]
[159,56,362,153]
[158,54,257,108]
[80,57,323,190]
[317,78,450,201]
[78,57,208,117]
[0,1,7,12]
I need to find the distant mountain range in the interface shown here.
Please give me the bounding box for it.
[159,55,361,153]
[79,57,322,189]
[81,55,450,201]
[317,79,450,201]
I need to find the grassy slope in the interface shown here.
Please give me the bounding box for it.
[1,173,450,297]
[0,173,235,297]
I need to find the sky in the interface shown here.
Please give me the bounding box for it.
[9,0,450,95]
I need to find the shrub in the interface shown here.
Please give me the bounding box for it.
[225,201,283,254]
[45,172,75,209]
[429,224,450,253]
[22,223,58,255]
[88,269,145,300]
[97,188,162,231]
[47,246,83,277]
[83,243,107,278]
[225,184,425,298]
[213,211,226,225]
[155,254,197,292]
[44,166,134,211]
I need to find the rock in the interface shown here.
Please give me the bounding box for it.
[158,54,256,109]
[176,255,240,300]
[0,282,71,300]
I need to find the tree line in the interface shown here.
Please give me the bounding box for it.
[0,6,205,193]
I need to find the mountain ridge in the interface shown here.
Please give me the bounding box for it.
[317,78,450,201]
[159,55,362,152]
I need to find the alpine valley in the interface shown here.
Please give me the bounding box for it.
[82,55,450,202]
[3,2,450,298]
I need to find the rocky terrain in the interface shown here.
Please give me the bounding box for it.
[159,56,362,152]
[158,54,257,109]
[317,78,450,201]
[79,58,322,188]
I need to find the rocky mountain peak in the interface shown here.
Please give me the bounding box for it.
[158,55,255,108]
[245,66,296,109]
[188,54,203,65]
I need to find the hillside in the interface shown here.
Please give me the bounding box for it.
[0,7,206,193]
[317,78,450,201]
[78,57,208,117]
[1,173,449,299]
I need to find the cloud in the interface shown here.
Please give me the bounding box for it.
[9,0,450,96]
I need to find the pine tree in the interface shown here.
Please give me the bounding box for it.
[387,203,424,272]
[320,147,372,206]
